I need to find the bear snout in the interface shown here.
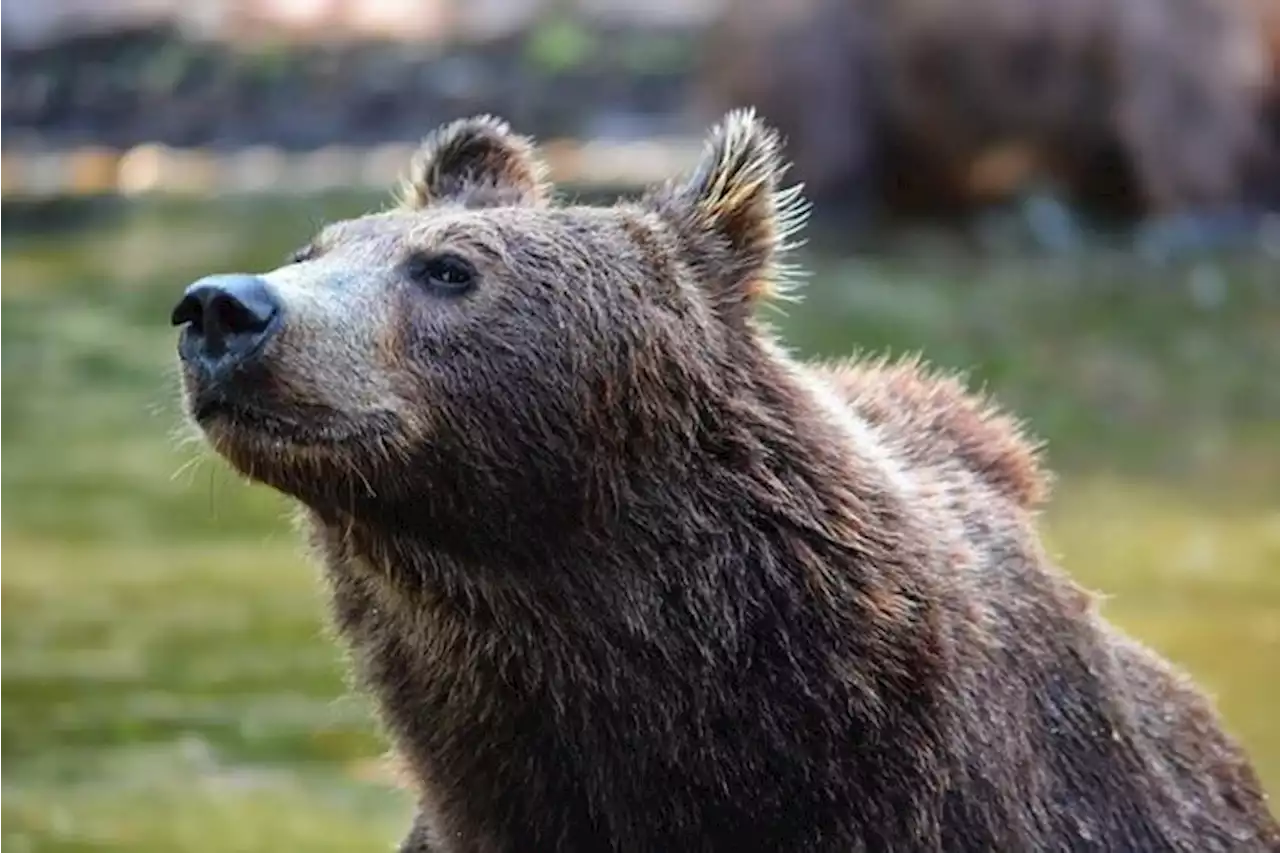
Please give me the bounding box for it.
[172,273,283,378]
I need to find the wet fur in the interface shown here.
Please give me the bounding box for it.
[179,112,1278,852]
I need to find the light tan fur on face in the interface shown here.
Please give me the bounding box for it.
[259,258,406,416]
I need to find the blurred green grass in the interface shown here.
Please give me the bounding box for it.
[3,195,1278,851]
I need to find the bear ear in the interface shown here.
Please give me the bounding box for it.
[399,115,549,209]
[650,109,809,312]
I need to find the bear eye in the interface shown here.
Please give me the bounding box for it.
[405,252,477,295]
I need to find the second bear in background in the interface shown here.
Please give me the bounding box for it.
[701,0,1280,228]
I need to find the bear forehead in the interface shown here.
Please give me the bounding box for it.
[315,205,634,258]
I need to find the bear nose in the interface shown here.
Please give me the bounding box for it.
[172,274,281,367]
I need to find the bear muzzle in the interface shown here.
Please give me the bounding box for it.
[172,273,283,380]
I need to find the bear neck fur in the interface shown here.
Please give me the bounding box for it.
[300,335,960,847]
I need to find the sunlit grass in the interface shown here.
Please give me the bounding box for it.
[3,196,1277,851]
[2,538,409,853]
[5,762,403,853]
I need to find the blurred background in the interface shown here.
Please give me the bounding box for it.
[2,0,1278,850]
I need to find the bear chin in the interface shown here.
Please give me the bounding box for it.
[191,397,400,492]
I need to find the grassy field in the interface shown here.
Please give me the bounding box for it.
[3,195,1278,851]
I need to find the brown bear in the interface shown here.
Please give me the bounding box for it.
[171,112,1278,852]
[699,0,1279,223]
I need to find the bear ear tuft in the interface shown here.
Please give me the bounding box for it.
[399,115,549,209]
[651,109,810,312]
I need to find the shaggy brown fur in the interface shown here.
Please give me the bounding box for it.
[700,0,1280,221]
[174,112,1278,852]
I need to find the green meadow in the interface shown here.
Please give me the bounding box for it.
[4,195,1278,850]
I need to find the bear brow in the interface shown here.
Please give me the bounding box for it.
[315,219,378,246]
[313,213,423,253]
[414,219,509,263]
